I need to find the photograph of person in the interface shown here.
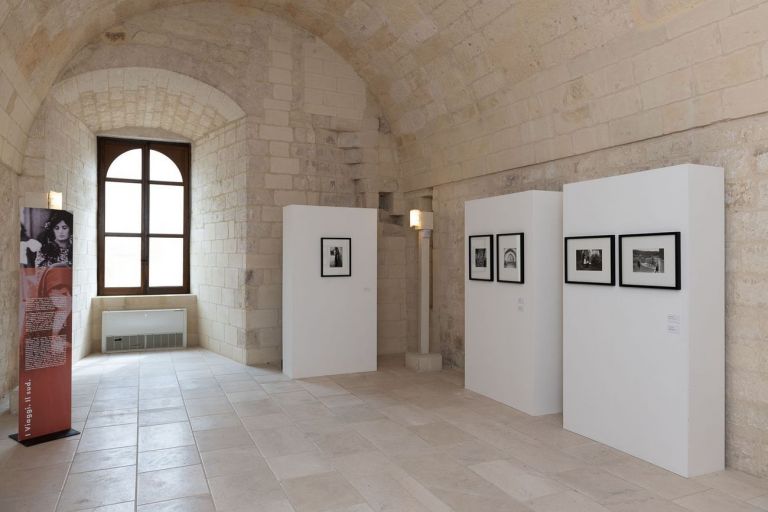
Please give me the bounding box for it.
[20,209,73,268]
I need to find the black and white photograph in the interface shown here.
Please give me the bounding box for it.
[20,208,74,269]
[321,237,351,277]
[633,248,664,273]
[496,233,524,283]
[565,235,615,285]
[619,232,680,289]
[575,249,602,271]
[468,235,493,281]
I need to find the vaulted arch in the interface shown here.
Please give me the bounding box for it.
[51,67,245,140]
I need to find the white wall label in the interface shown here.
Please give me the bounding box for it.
[667,314,681,335]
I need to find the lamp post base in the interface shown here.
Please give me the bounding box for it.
[405,352,442,372]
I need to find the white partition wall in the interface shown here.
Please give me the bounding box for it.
[465,191,563,416]
[563,164,724,477]
[282,205,377,379]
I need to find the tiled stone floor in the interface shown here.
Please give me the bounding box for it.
[1,349,767,511]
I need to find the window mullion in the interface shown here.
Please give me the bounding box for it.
[141,143,150,294]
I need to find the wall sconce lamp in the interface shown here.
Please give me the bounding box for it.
[409,209,433,230]
[48,191,63,210]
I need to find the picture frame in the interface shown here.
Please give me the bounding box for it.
[468,235,493,281]
[321,237,351,277]
[619,232,681,290]
[496,233,524,284]
[564,235,615,286]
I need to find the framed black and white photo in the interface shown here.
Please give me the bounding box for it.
[496,233,524,283]
[468,235,493,281]
[564,235,615,286]
[321,237,351,277]
[619,232,680,289]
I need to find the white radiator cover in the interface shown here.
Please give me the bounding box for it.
[102,309,187,353]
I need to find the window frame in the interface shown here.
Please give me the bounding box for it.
[97,137,191,296]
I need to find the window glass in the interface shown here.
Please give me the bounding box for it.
[150,150,183,182]
[105,182,142,233]
[104,237,141,288]
[149,238,184,287]
[106,149,142,180]
[99,138,189,295]
[149,185,184,234]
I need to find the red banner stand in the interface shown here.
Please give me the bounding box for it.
[13,208,79,445]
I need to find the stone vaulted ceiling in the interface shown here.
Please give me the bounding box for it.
[1,0,743,190]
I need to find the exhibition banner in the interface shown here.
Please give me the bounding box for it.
[16,207,77,444]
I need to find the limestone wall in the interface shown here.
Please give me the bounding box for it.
[19,98,97,365]
[43,3,409,364]
[0,164,19,400]
[191,119,249,363]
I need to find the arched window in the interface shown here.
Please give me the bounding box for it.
[97,137,190,295]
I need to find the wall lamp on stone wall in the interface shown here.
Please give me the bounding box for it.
[48,191,63,210]
[409,209,433,230]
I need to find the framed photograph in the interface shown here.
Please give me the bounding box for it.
[468,235,493,281]
[564,235,615,286]
[321,237,351,277]
[619,232,680,289]
[496,233,524,283]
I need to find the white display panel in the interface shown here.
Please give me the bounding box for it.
[282,205,377,379]
[563,164,724,477]
[465,191,563,416]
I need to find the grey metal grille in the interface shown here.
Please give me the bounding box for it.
[105,333,183,352]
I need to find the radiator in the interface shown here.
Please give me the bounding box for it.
[102,309,187,353]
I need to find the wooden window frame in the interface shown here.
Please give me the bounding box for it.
[97,137,191,296]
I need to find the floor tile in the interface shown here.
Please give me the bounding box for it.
[184,397,232,417]
[241,412,294,431]
[470,459,565,501]
[137,464,209,505]
[0,463,70,499]
[251,425,318,458]
[0,438,78,470]
[194,425,254,452]
[282,471,365,512]
[674,489,765,512]
[200,446,268,478]
[527,490,611,512]
[603,458,707,499]
[348,473,431,512]
[71,446,137,474]
[268,451,333,481]
[139,407,188,427]
[311,430,376,457]
[694,469,768,501]
[138,445,200,473]
[57,465,136,511]
[556,467,643,503]
[410,421,475,446]
[0,492,60,512]
[137,495,215,511]
[207,469,286,510]
[189,413,243,432]
[138,422,194,452]
[77,423,137,453]
[85,411,138,429]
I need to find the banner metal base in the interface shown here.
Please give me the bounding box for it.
[9,428,80,446]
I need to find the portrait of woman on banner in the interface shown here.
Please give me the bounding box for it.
[20,209,73,269]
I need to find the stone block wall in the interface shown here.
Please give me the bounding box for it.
[0,163,19,400]
[19,98,97,364]
[191,118,249,363]
[49,3,410,365]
